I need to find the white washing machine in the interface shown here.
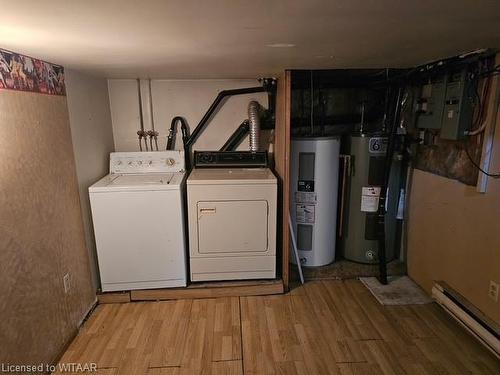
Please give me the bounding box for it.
[187,168,277,282]
[89,151,187,292]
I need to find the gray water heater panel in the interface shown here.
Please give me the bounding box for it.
[342,135,399,264]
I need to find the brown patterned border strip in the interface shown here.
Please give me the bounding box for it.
[0,47,65,96]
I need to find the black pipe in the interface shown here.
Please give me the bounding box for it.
[166,116,190,150]
[319,87,326,136]
[377,87,402,285]
[166,116,190,169]
[185,86,267,149]
[184,143,190,171]
[183,78,276,170]
[267,85,277,115]
[220,120,250,151]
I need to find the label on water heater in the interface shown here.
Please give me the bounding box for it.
[361,186,381,212]
[296,204,315,224]
[369,137,388,154]
[298,180,314,192]
[295,192,317,204]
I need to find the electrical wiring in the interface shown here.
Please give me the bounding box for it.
[479,64,500,77]
[465,58,495,136]
[462,58,500,178]
[464,142,500,178]
[466,74,492,136]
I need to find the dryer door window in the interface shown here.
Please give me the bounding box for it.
[197,200,268,254]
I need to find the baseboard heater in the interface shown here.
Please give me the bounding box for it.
[432,281,499,359]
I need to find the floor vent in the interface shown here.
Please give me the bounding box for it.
[432,281,499,359]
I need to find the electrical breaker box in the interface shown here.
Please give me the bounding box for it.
[415,75,447,130]
[416,69,474,140]
[440,70,474,140]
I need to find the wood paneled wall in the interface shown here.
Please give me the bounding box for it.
[0,91,95,366]
[407,76,500,324]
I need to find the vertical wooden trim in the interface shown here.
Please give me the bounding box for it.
[283,71,291,290]
[477,54,500,193]
[274,71,291,291]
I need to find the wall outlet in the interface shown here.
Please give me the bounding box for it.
[63,273,71,294]
[488,280,499,302]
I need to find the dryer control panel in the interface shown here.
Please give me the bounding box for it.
[194,151,268,168]
[110,151,185,174]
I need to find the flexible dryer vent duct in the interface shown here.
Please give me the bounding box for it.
[248,101,261,151]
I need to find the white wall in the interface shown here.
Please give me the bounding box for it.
[66,69,114,290]
[108,79,269,152]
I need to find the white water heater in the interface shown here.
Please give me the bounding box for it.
[290,137,340,267]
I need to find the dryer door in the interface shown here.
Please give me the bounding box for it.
[197,200,269,254]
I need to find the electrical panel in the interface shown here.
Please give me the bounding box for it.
[440,70,474,140]
[415,69,474,140]
[415,76,447,130]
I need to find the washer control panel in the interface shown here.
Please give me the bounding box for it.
[110,151,185,174]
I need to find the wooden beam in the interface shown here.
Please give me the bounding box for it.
[97,291,131,304]
[274,71,292,291]
[130,280,284,301]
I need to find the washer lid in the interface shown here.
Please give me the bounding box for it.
[187,168,277,185]
[89,172,184,192]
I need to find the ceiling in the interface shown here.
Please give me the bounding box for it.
[0,0,499,78]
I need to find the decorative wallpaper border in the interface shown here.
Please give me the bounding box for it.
[0,48,65,96]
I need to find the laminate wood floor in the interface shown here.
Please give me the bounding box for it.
[55,280,499,375]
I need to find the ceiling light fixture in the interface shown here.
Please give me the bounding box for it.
[266,43,295,48]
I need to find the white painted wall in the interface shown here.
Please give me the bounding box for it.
[108,79,269,153]
[66,69,114,290]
